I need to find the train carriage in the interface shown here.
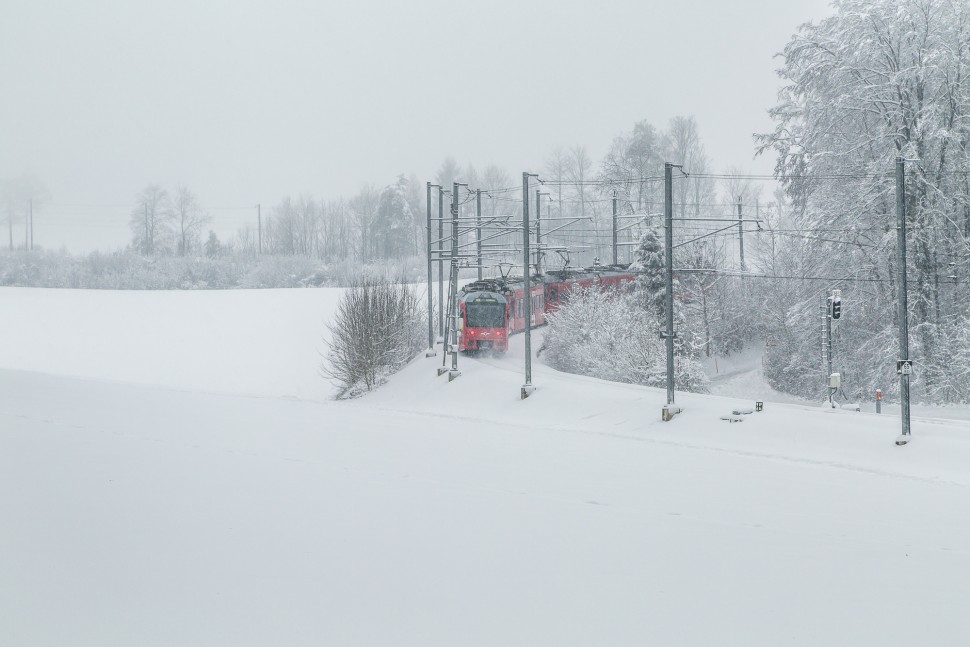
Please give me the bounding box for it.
[457,265,635,354]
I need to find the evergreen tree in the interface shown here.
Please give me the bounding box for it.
[630,227,665,318]
[204,231,221,258]
[371,176,415,260]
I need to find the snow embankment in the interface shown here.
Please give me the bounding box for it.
[376,329,970,487]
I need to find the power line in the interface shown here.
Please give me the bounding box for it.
[679,269,938,284]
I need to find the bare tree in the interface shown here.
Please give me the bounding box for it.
[545,147,569,219]
[296,195,318,256]
[600,120,664,213]
[322,199,352,260]
[567,145,596,259]
[129,185,171,256]
[171,185,211,256]
[350,185,379,263]
[477,165,516,272]
[235,225,258,257]
[664,116,715,218]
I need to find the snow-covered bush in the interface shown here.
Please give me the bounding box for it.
[322,277,425,398]
[0,249,419,290]
[237,255,320,288]
[543,288,707,392]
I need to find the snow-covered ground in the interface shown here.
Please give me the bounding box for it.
[0,287,342,400]
[704,343,810,405]
[2,287,969,646]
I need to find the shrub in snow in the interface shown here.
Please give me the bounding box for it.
[322,277,425,398]
[543,288,707,392]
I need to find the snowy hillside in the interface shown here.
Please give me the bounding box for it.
[2,287,969,646]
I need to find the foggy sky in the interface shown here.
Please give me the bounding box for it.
[1,0,835,252]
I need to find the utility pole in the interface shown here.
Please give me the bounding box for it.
[823,288,843,406]
[819,296,829,395]
[663,163,676,409]
[826,293,834,406]
[521,172,536,399]
[449,182,462,380]
[438,186,445,341]
[547,201,551,234]
[535,189,542,276]
[737,197,745,271]
[476,189,483,281]
[425,182,436,356]
[612,191,618,265]
[895,157,912,445]
[257,204,262,255]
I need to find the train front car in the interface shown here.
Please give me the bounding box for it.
[458,281,510,353]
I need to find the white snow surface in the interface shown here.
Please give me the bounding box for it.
[704,343,810,405]
[2,287,969,646]
[0,287,341,400]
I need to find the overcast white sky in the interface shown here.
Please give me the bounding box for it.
[1,0,835,252]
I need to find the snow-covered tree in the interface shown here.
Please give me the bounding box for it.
[372,176,415,260]
[629,226,665,317]
[756,0,970,402]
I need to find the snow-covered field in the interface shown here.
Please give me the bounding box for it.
[2,287,969,646]
[0,287,342,400]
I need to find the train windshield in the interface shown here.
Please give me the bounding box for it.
[465,303,506,328]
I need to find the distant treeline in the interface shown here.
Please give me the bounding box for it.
[0,249,426,290]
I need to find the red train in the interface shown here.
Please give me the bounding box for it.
[457,264,636,352]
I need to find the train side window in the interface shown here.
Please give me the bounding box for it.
[549,287,559,303]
